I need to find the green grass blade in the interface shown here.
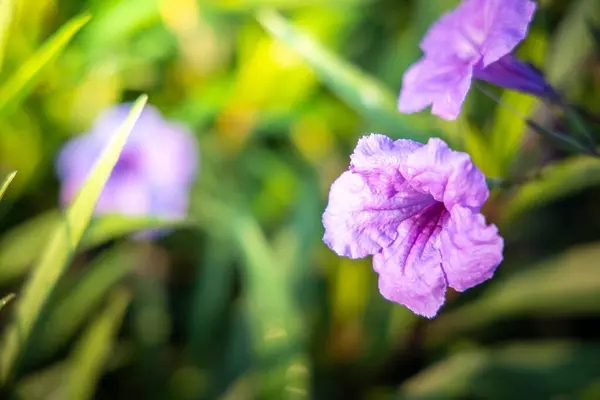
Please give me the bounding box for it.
[0,293,16,311]
[28,245,134,365]
[427,243,600,344]
[236,213,310,398]
[188,237,236,362]
[80,0,158,50]
[400,350,489,400]
[16,343,133,400]
[0,171,16,201]
[83,214,190,244]
[0,0,16,73]
[0,212,186,283]
[256,9,437,141]
[65,288,131,400]
[547,0,600,89]
[0,211,62,283]
[500,156,600,227]
[0,13,91,116]
[0,94,147,384]
[208,307,253,399]
[198,196,310,399]
[400,341,600,400]
[208,0,375,11]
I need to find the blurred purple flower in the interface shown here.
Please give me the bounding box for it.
[56,103,199,235]
[398,0,554,120]
[322,134,503,318]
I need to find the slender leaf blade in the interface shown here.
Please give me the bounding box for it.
[427,243,600,343]
[547,0,600,89]
[400,341,600,400]
[208,0,375,11]
[0,13,91,116]
[477,341,600,400]
[29,245,134,365]
[0,212,186,283]
[0,171,16,201]
[0,94,147,383]
[0,0,15,72]
[256,8,438,141]
[0,293,16,311]
[65,288,131,400]
[500,156,600,226]
[198,196,311,398]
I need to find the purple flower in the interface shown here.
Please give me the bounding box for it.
[56,103,199,234]
[398,0,554,120]
[322,134,503,318]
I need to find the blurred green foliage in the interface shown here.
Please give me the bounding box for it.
[0,0,600,399]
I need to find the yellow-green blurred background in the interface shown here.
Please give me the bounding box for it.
[2,0,600,399]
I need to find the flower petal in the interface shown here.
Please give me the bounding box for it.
[440,205,503,292]
[139,122,199,188]
[94,175,153,216]
[420,0,536,67]
[55,134,103,182]
[400,138,488,210]
[56,102,200,224]
[350,134,422,197]
[480,0,536,67]
[322,170,435,259]
[473,54,554,98]
[420,0,484,61]
[398,57,473,120]
[374,204,447,318]
[90,103,166,141]
[150,188,190,219]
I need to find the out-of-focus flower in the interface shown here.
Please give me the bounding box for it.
[322,134,503,318]
[398,0,554,120]
[56,103,199,235]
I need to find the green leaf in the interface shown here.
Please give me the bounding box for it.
[256,8,438,141]
[400,341,600,400]
[489,91,538,176]
[129,249,172,399]
[207,307,253,399]
[547,0,600,89]
[0,293,16,311]
[0,212,187,283]
[0,13,91,116]
[198,196,310,399]
[427,243,600,342]
[486,29,546,176]
[83,213,190,244]
[0,211,62,283]
[233,213,310,398]
[81,0,158,49]
[207,0,375,11]
[0,94,147,384]
[0,0,16,73]
[188,237,236,362]
[64,288,131,400]
[16,343,133,400]
[27,245,135,365]
[0,171,16,201]
[400,349,489,400]
[500,155,600,226]
[462,120,499,177]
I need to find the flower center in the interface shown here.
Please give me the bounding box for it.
[421,201,447,228]
[113,149,139,176]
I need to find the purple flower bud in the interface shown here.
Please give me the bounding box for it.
[322,134,503,318]
[473,55,556,99]
[56,103,199,235]
[398,0,552,120]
